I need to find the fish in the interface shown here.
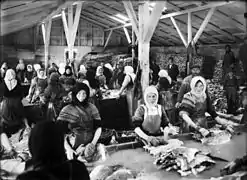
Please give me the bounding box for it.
[105,168,136,180]
[90,164,123,180]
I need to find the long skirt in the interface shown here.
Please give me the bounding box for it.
[225,87,238,114]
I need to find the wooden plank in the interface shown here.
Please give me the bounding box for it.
[1,1,54,17]
[1,12,47,36]
[1,3,57,23]
[106,1,233,31]
[71,2,83,45]
[170,17,188,47]
[187,12,192,44]
[104,30,113,48]
[144,1,167,43]
[68,5,73,31]
[61,9,69,45]
[193,7,215,44]
[123,27,131,43]
[122,0,139,40]
[1,1,33,10]
[245,0,247,32]
[39,0,77,25]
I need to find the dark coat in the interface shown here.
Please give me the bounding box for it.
[167,64,179,81]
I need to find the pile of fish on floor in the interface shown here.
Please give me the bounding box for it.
[192,126,232,145]
[144,139,216,176]
[90,164,138,180]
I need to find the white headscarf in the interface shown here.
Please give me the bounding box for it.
[82,79,95,97]
[158,69,172,84]
[58,63,66,75]
[4,69,17,91]
[37,69,47,79]
[33,64,41,72]
[124,66,136,83]
[104,63,113,72]
[190,76,207,102]
[16,59,25,71]
[144,86,159,110]
[96,66,103,77]
[79,65,87,74]
[27,64,33,72]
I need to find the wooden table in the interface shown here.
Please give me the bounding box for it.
[98,132,247,180]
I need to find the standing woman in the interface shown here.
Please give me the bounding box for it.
[117,66,136,117]
[0,69,28,156]
[95,66,108,90]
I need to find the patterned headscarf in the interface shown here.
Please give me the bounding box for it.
[4,69,17,91]
[190,76,207,102]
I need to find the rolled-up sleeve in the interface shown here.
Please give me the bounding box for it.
[132,106,144,128]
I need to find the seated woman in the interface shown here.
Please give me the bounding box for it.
[0,69,29,157]
[95,66,108,90]
[132,86,172,147]
[179,76,238,137]
[57,82,102,162]
[16,121,90,180]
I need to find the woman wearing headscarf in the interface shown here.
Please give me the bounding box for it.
[57,82,102,162]
[117,66,136,117]
[16,121,90,180]
[27,68,48,103]
[42,72,66,120]
[60,66,75,82]
[77,64,87,82]
[24,64,34,84]
[16,59,26,83]
[95,66,108,90]
[132,86,171,147]
[179,76,238,137]
[0,62,8,82]
[0,69,28,156]
[158,69,172,86]
[103,63,113,88]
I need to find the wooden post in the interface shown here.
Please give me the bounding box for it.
[245,1,247,32]
[170,16,188,47]
[187,12,192,76]
[187,12,192,45]
[41,19,52,72]
[132,27,135,65]
[139,1,150,94]
[104,29,113,48]
[123,27,131,44]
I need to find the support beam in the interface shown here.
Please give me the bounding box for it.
[61,9,69,44]
[106,1,233,31]
[170,17,188,47]
[193,7,215,45]
[187,12,192,44]
[139,2,150,94]
[104,30,113,48]
[41,19,52,72]
[123,27,131,43]
[144,1,167,43]
[39,0,78,25]
[71,2,82,43]
[132,27,135,62]
[245,1,247,32]
[122,0,139,40]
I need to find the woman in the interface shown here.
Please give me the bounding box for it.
[42,72,66,120]
[0,69,28,156]
[24,64,34,84]
[132,86,171,147]
[57,82,102,161]
[95,66,108,90]
[117,66,136,117]
[27,68,48,103]
[77,64,87,82]
[179,76,238,137]
[17,121,90,180]
[0,62,8,82]
[103,63,113,88]
[158,69,172,86]
[60,66,75,84]
[16,59,26,83]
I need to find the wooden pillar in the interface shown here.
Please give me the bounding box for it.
[132,27,135,65]
[245,1,247,32]
[139,2,150,94]
[41,20,52,72]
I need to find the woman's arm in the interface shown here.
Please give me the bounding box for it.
[179,111,199,130]
[118,75,131,95]
[134,127,149,141]
[91,127,102,145]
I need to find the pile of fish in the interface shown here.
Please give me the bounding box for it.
[192,127,232,145]
[90,164,138,180]
[144,139,216,176]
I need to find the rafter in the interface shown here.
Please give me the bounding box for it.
[170,16,188,47]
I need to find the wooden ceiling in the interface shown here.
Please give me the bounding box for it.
[1,0,246,46]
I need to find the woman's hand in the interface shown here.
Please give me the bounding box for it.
[65,146,76,160]
[147,136,160,147]
[199,128,210,137]
[84,143,96,162]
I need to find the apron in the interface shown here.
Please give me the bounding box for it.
[141,105,162,135]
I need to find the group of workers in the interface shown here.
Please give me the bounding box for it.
[0,53,246,179]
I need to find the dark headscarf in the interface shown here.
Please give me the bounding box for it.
[28,121,67,167]
[48,72,60,85]
[72,82,90,107]
[64,66,73,77]
[158,77,171,91]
